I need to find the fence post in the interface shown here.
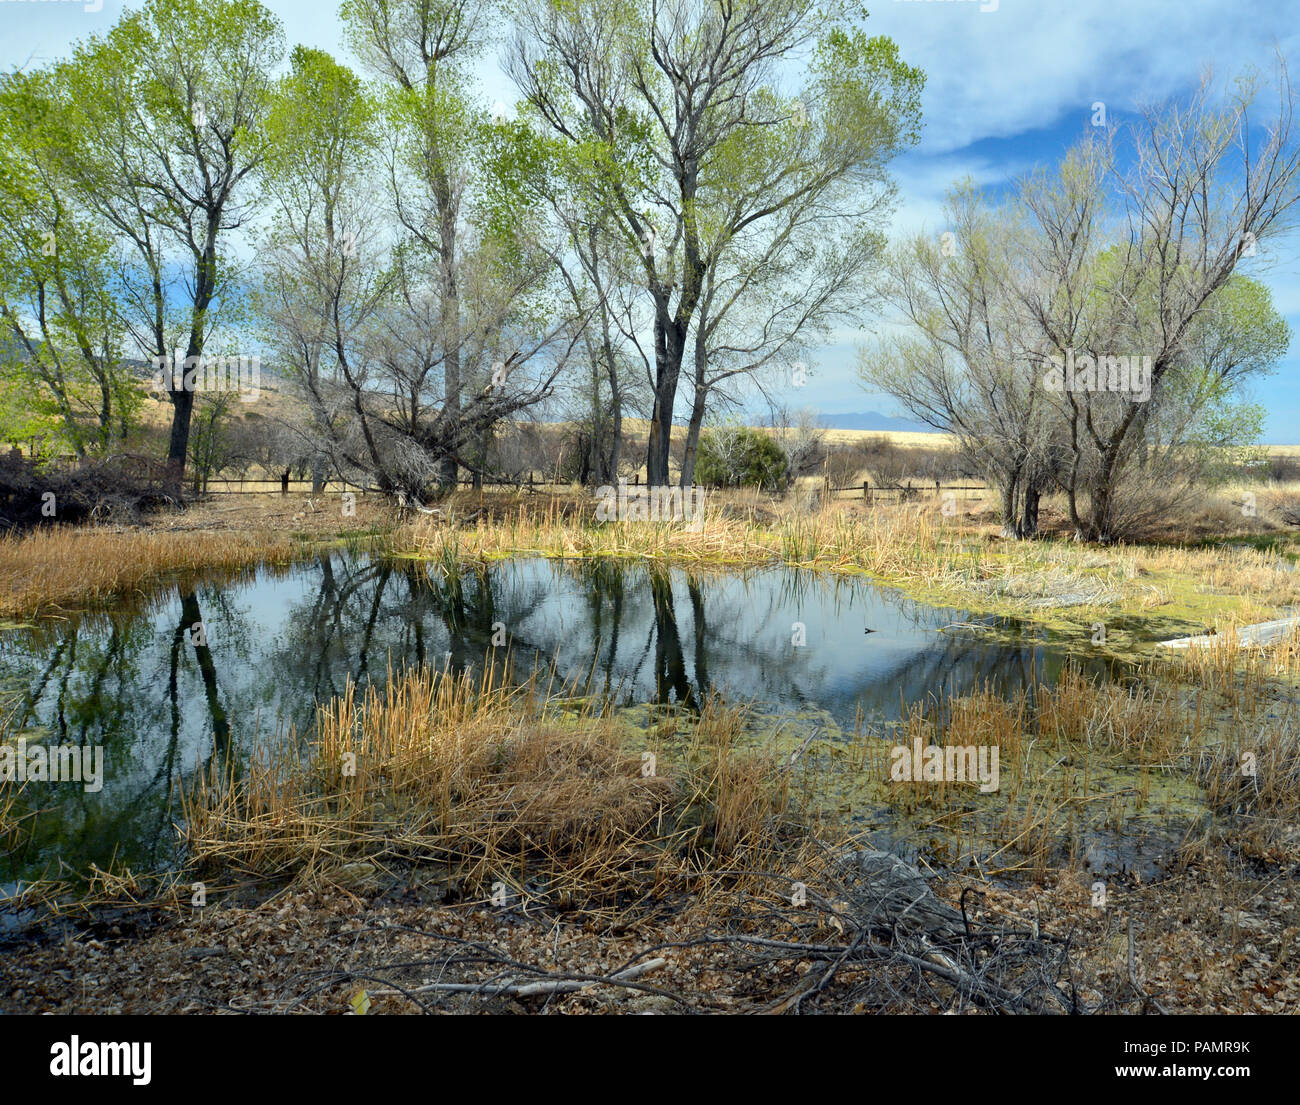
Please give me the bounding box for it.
[863,480,870,502]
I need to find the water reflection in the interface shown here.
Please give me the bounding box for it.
[0,554,1107,886]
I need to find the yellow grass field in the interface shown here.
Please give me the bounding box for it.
[135,392,1294,457]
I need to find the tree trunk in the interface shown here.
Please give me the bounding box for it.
[165,383,196,500]
[646,333,679,488]
[164,226,220,500]
[645,218,702,483]
[999,476,1021,538]
[601,301,622,485]
[680,384,709,489]
[436,162,460,492]
[1022,484,1041,538]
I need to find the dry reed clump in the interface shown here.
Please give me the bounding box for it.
[1142,632,1300,861]
[0,526,301,617]
[668,694,799,856]
[1193,715,1300,862]
[180,664,797,914]
[852,640,1300,877]
[1036,667,1189,762]
[1152,621,1300,714]
[860,687,1027,820]
[855,667,1214,876]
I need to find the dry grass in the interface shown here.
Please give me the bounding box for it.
[178,662,805,918]
[0,526,303,618]
[0,491,397,617]
[171,617,1300,925]
[845,635,1300,878]
[815,428,956,448]
[6,474,1296,629]
[1195,718,1300,861]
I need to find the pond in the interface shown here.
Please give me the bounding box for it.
[0,553,1111,894]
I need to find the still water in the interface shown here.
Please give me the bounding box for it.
[0,554,1101,888]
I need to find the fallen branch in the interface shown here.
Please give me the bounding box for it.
[369,957,668,1000]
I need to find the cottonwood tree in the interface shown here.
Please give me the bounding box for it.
[257,45,393,493]
[861,183,1059,537]
[677,28,917,485]
[1021,65,1300,540]
[869,64,1300,541]
[341,0,496,491]
[348,238,579,502]
[508,0,922,487]
[258,34,575,504]
[56,0,284,497]
[1044,261,1289,537]
[0,71,137,456]
[501,119,651,484]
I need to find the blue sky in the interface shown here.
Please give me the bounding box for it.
[4,0,1300,440]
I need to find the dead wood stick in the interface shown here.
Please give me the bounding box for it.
[511,958,667,997]
[779,728,821,771]
[369,957,668,999]
[886,947,1064,1014]
[1127,919,1169,1015]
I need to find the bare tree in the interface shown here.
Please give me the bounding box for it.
[861,182,1059,537]
[868,62,1300,541]
[1021,63,1300,540]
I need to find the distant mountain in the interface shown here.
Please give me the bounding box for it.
[816,411,942,434]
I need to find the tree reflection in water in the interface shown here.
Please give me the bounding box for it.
[0,554,1117,888]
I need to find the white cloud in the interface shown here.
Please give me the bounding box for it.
[866,0,1300,155]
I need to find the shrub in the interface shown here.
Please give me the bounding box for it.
[0,451,169,532]
[695,427,789,490]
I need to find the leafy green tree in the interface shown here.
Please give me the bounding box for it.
[0,355,68,457]
[341,0,490,490]
[256,45,387,492]
[57,0,284,496]
[0,70,136,457]
[509,0,922,486]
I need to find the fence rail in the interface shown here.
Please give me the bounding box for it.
[198,474,561,495]
[196,475,990,498]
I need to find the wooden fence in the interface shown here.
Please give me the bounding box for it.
[825,479,987,502]
[198,474,989,501]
